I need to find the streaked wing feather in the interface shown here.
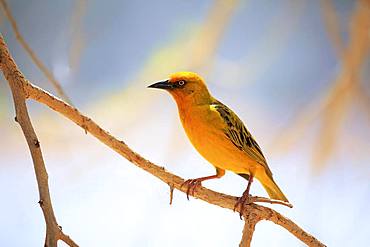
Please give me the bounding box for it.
[212,101,272,176]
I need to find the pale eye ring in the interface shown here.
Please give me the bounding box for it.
[178,80,185,86]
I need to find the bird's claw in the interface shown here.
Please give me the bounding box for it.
[181,179,202,200]
[234,193,252,220]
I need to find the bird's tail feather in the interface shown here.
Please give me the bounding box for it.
[261,176,289,203]
[238,172,289,203]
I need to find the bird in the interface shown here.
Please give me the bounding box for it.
[148,71,289,215]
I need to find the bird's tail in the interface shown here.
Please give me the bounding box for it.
[260,173,289,203]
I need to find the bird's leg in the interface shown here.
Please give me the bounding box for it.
[234,174,254,219]
[181,168,225,200]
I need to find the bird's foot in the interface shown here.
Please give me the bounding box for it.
[181,179,202,200]
[234,192,252,219]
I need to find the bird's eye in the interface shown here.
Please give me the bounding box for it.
[178,80,185,86]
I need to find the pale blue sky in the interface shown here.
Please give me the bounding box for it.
[0,0,369,246]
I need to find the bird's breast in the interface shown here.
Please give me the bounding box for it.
[178,105,254,173]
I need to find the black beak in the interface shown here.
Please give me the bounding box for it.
[147,80,174,90]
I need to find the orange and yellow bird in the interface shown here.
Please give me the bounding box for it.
[148,72,289,214]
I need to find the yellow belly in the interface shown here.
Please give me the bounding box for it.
[175,101,287,202]
[180,106,259,175]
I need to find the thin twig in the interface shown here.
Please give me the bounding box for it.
[59,230,79,247]
[0,0,73,105]
[168,183,174,205]
[249,196,293,208]
[0,35,77,246]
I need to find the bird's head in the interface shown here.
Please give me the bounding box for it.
[148,71,211,105]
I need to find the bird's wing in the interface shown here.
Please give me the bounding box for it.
[211,100,273,177]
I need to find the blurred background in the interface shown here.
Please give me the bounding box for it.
[0,0,369,246]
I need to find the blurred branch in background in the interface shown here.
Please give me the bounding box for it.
[321,0,370,127]
[164,0,239,161]
[187,0,239,72]
[94,0,239,127]
[270,0,370,172]
[214,0,305,88]
[0,34,325,247]
[0,0,73,104]
[68,0,87,74]
[320,0,345,59]
[0,7,3,27]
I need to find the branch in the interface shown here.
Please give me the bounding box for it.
[0,35,78,246]
[0,0,73,104]
[0,34,325,246]
[68,0,87,73]
[240,209,260,247]
[320,0,345,59]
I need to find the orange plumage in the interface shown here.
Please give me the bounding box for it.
[148,72,289,212]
